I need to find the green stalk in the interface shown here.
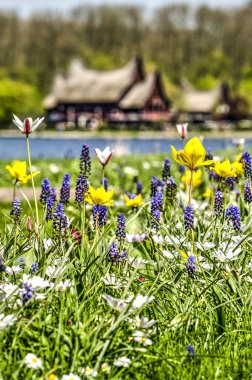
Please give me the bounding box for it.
[26,136,39,230]
[188,169,193,205]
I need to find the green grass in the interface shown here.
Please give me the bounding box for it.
[0,150,252,380]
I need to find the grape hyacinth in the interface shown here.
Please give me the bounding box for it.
[79,144,91,176]
[242,151,252,179]
[136,181,143,195]
[209,170,219,182]
[46,197,54,221]
[108,242,127,263]
[60,173,71,204]
[50,187,57,202]
[22,282,33,305]
[205,150,213,161]
[244,181,252,203]
[100,177,108,191]
[184,206,194,231]
[115,213,126,242]
[10,198,22,224]
[150,176,159,197]
[226,206,241,233]
[166,177,177,204]
[19,257,25,269]
[40,178,51,204]
[162,158,171,181]
[53,203,68,237]
[186,345,196,359]
[150,191,163,230]
[75,175,88,204]
[214,190,224,217]
[30,262,39,274]
[226,176,236,191]
[92,205,108,229]
[186,255,196,276]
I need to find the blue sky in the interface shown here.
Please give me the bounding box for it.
[0,0,247,16]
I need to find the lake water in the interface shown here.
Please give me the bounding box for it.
[0,136,250,159]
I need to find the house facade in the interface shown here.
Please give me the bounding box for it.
[43,57,171,127]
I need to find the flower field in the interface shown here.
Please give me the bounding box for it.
[0,118,252,380]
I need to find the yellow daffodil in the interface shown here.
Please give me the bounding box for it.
[182,170,202,188]
[231,161,244,177]
[171,137,214,170]
[203,187,212,198]
[85,185,114,206]
[6,160,40,184]
[124,194,143,208]
[211,160,236,178]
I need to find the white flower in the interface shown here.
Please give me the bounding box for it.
[132,330,152,346]
[5,265,23,275]
[82,367,98,377]
[23,353,43,369]
[128,257,148,268]
[62,373,81,380]
[45,265,66,278]
[0,313,16,330]
[162,250,174,259]
[100,274,125,289]
[123,166,139,176]
[102,294,127,312]
[195,242,215,251]
[43,238,53,250]
[247,276,252,283]
[94,146,113,166]
[142,162,151,170]
[126,294,155,310]
[232,138,245,148]
[13,114,44,135]
[176,123,188,139]
[101,363,111,374]
[0,283,19,301]
[126,233,146,243]
[129,316,156,329]
[49,164,60,174]
[113,356,131,367]
[152,235,164,244]
[22,274,51,290]
[55,279,73,292]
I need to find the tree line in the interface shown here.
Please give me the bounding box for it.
[0,2,252,121]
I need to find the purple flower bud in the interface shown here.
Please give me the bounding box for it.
[214,190,223,217]
[226,205,241,233]
[136,181,143,195]
[187,255,196,276]
[75,175,88,204]
[115,213,126,242]
[22,282,33,305]
[226,176,236,191]
[186,345,196,358]
[40,178,51,204]
[92,205,108,229]
[242,152,252,179]
[100,177,108,191]
[10,198,22,224]
[150,176,159,197]
[30,262,39,274]
[0,256,5,272]
[46,197,54,221]
[108,242,127,263]
[162,158,171,181]
[53,202,68,237]
[60,173,71,204]
[50,187,57,202]
[244,181,252,203]
[184,206,194,231]
[79,144,91,176]
[166,177,177,204]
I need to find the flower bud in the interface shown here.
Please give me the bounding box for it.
[27,216,32,232]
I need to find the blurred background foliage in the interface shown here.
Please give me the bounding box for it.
[0,3,252,122]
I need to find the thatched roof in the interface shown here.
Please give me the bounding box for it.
[43,57,144,109]
[119,71,169,109]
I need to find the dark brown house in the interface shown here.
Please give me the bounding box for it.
[43,57,171,126]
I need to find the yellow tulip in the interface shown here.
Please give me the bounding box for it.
[203,187,212,198]
[182,170,202,188]
[211,160,236,178]
[124,193,144,208]
[231,161,244,177]
[85,185,114,206]
[171,137,214,170]
[6,160,40,184]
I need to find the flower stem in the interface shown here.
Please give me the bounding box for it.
[26,136,39,231]
[188,170,193,205]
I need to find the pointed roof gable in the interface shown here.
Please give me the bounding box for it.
[43,57,145,108]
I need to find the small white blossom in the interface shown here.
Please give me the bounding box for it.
[22,274,51,290]
[101,274,125,289]
[101,363,111,374]
[55,279,73,292]
[162,250,174,259]
[23,353,43,369]
[132,330,152,346]
[62,373,81,380]
[102,294,127,312]
[13,114,44,135]
[45,265,66,278]
[5,266,23,275]
[94,146,113,166]
[0,313,16,330]
[129,257,149,268]
[82,367,98,377]
[126,233,146,243]
[43,238,53,250]
[113,356,131,367]
[129,316,156,329]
